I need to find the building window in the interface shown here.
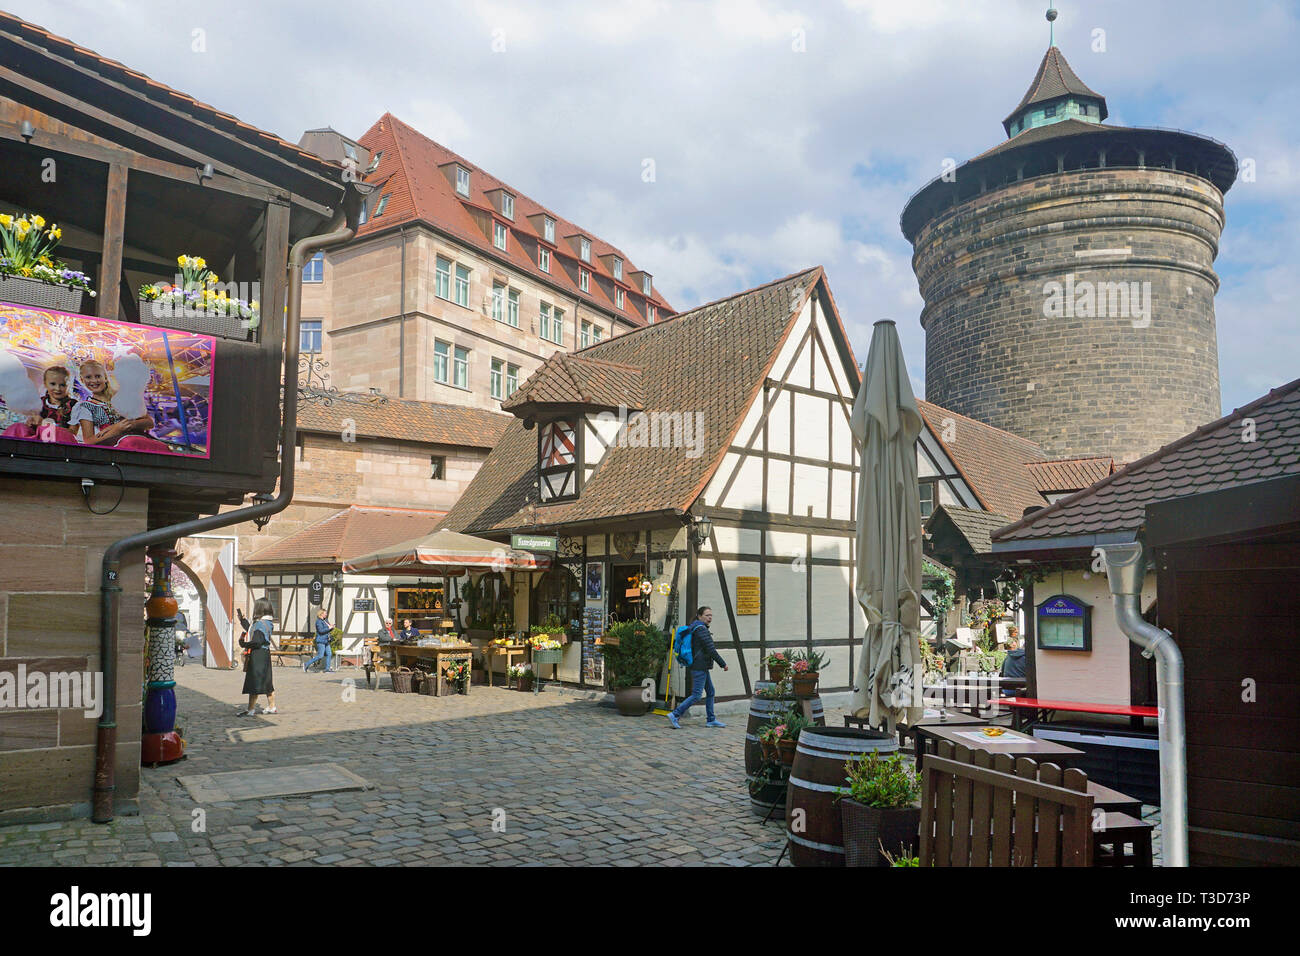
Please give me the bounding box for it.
[366,150,383,173]
[430,456,445,480]
[507,288,520,328]
[1044,104,1056,118]
[456,166,470,196]
[541,303,564,345]
[492,283,505,323]
[453,346,469,389]
[302,252,324,283]
[615,288,624,310]
[374,192,391,216]
[357,201,368,225]
[454,264,470,307]
[435,256,451,300]
[919,480,936,519]
[506,363,519,396]
[539,247,551,273]
[579,237,591,262]
[647,305,656,324]
[494,221,508,251]
[642,275,652,296]
[579,269,589,293]
[501,193,514,219]
[580,319,603,348]
[612,257,623,280]
[300,319,322,353]
[433,340,450,383]
[593,325,602,343]
[544,217,555,243]
[490,358,504,400]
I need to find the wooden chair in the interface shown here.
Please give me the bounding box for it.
[919,740,1094,867]
[363,637,397,690]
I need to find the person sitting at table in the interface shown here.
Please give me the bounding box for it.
[1000,636,1027,692]
[398,619,419,643]
[377,617,397,644]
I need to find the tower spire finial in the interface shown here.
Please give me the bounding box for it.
[1046,5,1058,47]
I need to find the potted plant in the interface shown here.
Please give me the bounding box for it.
[443,659,470,694]
[758,721,785,762]
[836,751,922,867]
[764,649,792,683]
[139,255,260,339]
[601,620,668,716]
[530,613,568,646]
[508,661,534,692]
[0,213,95,312]
[790,649,828,698]
[776,708,813,765]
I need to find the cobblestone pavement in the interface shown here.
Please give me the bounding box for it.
[0,664,803,866]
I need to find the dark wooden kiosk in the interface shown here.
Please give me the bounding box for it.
[0,12,350,823]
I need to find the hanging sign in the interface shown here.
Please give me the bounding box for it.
[512,534,557,552]
[735,576,760,615]
[308,575,324,606]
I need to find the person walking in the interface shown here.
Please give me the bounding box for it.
[667,607,728,729]
[304,608,334,673]
[238,597,277,715]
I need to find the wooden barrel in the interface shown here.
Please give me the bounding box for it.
[786,727,897,867]
[745,684,825,776]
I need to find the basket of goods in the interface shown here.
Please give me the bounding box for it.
[390,667,414,694]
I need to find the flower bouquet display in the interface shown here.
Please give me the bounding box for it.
[443,658,470,694]
[139,254,260,339]
[528,633,563,666]
[0,212,95,312]
[507,661,534,692]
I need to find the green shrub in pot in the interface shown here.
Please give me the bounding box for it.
[836,751,923,867]
[602,620,668,690]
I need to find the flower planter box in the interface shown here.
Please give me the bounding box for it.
[532,648,563,665]
[840,799,922,867]
[138,296,254,341]
[1,275,86,313]
[792,673,820,698]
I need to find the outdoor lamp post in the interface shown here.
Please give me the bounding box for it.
[692,515,712,549]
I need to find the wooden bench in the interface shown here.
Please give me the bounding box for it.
[919,740,1095,867]
[363,637,397,690]
[998,696,1158,731]
[271,634,314,666]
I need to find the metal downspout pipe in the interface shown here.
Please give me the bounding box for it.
[92,197,360,823]
[1102,541,1188,867]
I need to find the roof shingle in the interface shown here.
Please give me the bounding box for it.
[501,353,645,414]
[298,397,510,449]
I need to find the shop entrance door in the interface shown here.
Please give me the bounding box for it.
[608,563,649,624]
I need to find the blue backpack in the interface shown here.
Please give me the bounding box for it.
[673,622,699,668]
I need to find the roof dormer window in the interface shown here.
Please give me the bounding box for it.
[538,418,579,502]
[647,305,656,324]
[579,237,591,262]
[615,288,624,310]
[539,247,551,273]
[579,269,589,293]
[642,274,652,296]
[501,192,515,220]
[374,192,391,216]
[494,221,508,251]
[612,257,623,280]
[456,166,471,196]
[366,150,383,173]
[544,217,556,243]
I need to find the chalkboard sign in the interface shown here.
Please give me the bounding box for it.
[353,598,376,613]
[1036,594,1091,651]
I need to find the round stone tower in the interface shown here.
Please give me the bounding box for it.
[901,29,1237,463]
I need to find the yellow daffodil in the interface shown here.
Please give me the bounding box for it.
[0,214,11,229]
[195,257,206,268]
[178,255,187,266]
[48,226,61,240]
[31,215,45,228]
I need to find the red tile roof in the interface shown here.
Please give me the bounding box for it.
[1026,457,1115,494]
[917,399,1049,520]
[501,353,645,414]
[0,11,342,180]
[353,114,673,323]
[243,506,446,567]
[993,377,1300,546]
[298,397,510,449]
[441,268,829,535]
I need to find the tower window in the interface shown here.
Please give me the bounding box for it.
[430,456,446,480]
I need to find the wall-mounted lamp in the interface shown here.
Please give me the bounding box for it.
[691,515,712,549]
[197,163,214,183]
[251,493,275,530]
[19,120,35,142]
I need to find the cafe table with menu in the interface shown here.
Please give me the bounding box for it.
[391,641,475,696]
[913,724,1083,769]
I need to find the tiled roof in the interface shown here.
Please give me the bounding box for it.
[501,353,644,414]
[917,399,1049,521]
[0,12,341,180]
[353,113,673,324]
[243,506,446,567]
[441,268,828,535]
[927,506,1013,556]
[993,377,1300,545]
[1004,45,1107,131]
[1027,457,1115,494]
[298,396,510,449]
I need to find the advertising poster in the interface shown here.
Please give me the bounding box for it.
[0,301,215,458]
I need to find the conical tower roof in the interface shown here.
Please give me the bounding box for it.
[1002,45,1107,135]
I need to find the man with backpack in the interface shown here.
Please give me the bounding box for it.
[667,607,728,729]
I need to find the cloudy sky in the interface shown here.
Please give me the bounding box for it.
[11,0,1297,413]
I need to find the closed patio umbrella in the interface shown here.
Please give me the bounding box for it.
[343,529,550,575]
[849,320,924,730]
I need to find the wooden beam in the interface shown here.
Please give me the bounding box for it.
[707,529,751,696]
[97,162,127,320]
[260,200,291,346]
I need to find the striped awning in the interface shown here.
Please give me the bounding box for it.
[342,529,550,575]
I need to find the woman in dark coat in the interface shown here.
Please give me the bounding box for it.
[238,597,277,715]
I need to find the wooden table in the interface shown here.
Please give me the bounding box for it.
[482,643,527,687]
[915,724,1083,769]
[391,643,474,696]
